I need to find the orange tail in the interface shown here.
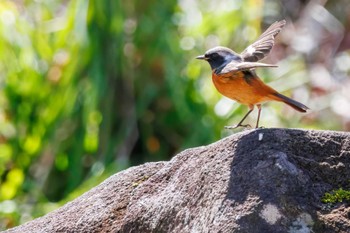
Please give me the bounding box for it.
[271,93,309,112]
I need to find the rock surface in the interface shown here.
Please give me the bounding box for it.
[4,128,350,233]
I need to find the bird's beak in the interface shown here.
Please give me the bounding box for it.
[196,55,206,60]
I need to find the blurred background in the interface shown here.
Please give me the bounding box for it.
[0,0,349,229]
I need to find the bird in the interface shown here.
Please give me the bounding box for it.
[196,20,308,129]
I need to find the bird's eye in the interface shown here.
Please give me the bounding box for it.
[205,53,218,60]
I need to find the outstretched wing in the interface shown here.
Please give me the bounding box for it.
[240,20,286,62]
[216,61,278,75]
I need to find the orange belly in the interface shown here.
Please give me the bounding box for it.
[212,72,277,106]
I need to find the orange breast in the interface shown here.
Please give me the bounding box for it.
[211,72,277,106]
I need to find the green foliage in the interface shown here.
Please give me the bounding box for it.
[322,188,350,204]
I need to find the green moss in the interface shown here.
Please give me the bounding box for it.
[132,176,150,188]
[322,188,350,203]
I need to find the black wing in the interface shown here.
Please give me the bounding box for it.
[240,20,286,62]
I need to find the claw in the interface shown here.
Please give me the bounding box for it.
[224,124,252,130]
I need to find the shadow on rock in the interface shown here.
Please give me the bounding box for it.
[225,128,350,233]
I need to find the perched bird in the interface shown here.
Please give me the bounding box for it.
[196,20,308,129]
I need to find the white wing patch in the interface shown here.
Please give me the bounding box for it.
[246,45,256,56]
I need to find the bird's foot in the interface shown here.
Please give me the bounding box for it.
[224,124,251,130]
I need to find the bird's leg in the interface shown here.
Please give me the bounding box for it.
[255,104,262,128]
[225,106,254,129]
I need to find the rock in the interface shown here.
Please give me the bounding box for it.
[4,128,350,233]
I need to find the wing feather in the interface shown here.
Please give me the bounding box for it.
[241,20,286,62]
[217,61,278,75]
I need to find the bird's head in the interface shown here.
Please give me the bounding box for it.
[196,46,241,70]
